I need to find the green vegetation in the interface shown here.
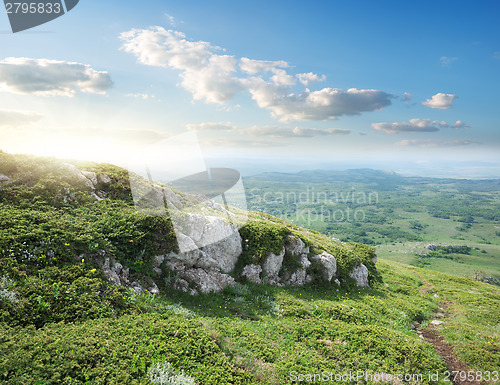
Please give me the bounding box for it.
[244,169,500,282]
[1,152,499,384]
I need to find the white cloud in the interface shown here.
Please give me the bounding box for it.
[186,122,236,131]
[120,27,243,104]
[120,26,393,121]
[297,72,326,86]
[0,110,42,127]
[0,58,113,96]
[422,93,457,109]
[239,57,289,74]
[402,92,412,101]
[245,125,350,137]
[180,54,245,103]
[373,119,470,134]
[164,13,179,27]
[440,56,458,67]
[452,120,470,129]
[396,139,480,147]
[373,118,445,134]
[248,82,393,122]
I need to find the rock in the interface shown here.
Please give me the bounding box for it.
[200,227,242,272]
[113,262,123,275]
[311,251,337,282]
[349,263,370,287]
[153,267,162,276]
[241,264,262,284]
[81,171,98,187]
[98,174,112,184]
[63,164,95,190]
[372,255,378,264]
[179,214,206,246]
[165,248,202,268]
[172,278,190,293]
[426,244,437,251]
[91,192,103,201]
[176,234,198,253]
[430,320,444,326]
[181,268,235,294]
[0,174,11,183]
[104,269,121,285]
[285,235,309,256]
[148,282,160,295]
[130,281,145,293]
[198,216,236,249]
[153,255,165,268]
[262,247,285,284]
[282,255,311,286]
[334,279,341,286]
[163,187,183,209]
[121,267,130,283]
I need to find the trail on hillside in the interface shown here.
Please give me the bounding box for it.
[412,271,485,385]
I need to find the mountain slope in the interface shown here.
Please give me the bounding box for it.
[0,152,498,384]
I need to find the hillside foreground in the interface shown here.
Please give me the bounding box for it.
[0,152,498,384]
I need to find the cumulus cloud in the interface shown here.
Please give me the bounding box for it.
[422,93,457,109]
[0,110,42,127]
[247,81,392,122]
[0,58,113,97]
[120,28,243,104]
[440,56,458,67]
[186,122,237,131]
[120,26,393,121]
[244,125,351,137]
[396,139,480,147]
[452,120,470,129]
[297,72,326,86]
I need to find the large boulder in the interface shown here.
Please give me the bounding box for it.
[349,263,370,287]
[181,268,236,294]
[282,255,312,286]
[311,251,337,282]
[262,247,286,284]
[285,235,309,255]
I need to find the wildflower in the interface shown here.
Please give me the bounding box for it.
[81,258,85,263]
[90,269,96,273]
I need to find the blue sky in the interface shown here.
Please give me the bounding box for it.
[0,0,499,177]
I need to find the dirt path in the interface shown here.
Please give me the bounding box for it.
[412,272,485,385]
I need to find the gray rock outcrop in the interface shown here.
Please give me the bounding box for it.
[349,263,370,287]
[311,251,337,282]
[241,264,262,284]
[262,247,286,284]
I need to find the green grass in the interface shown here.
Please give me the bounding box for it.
[1,152,500,384]
[2,260,499,384]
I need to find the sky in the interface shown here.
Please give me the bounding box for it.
[0,0,499,178]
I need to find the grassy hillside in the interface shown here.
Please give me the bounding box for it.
[1,152,499,384]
